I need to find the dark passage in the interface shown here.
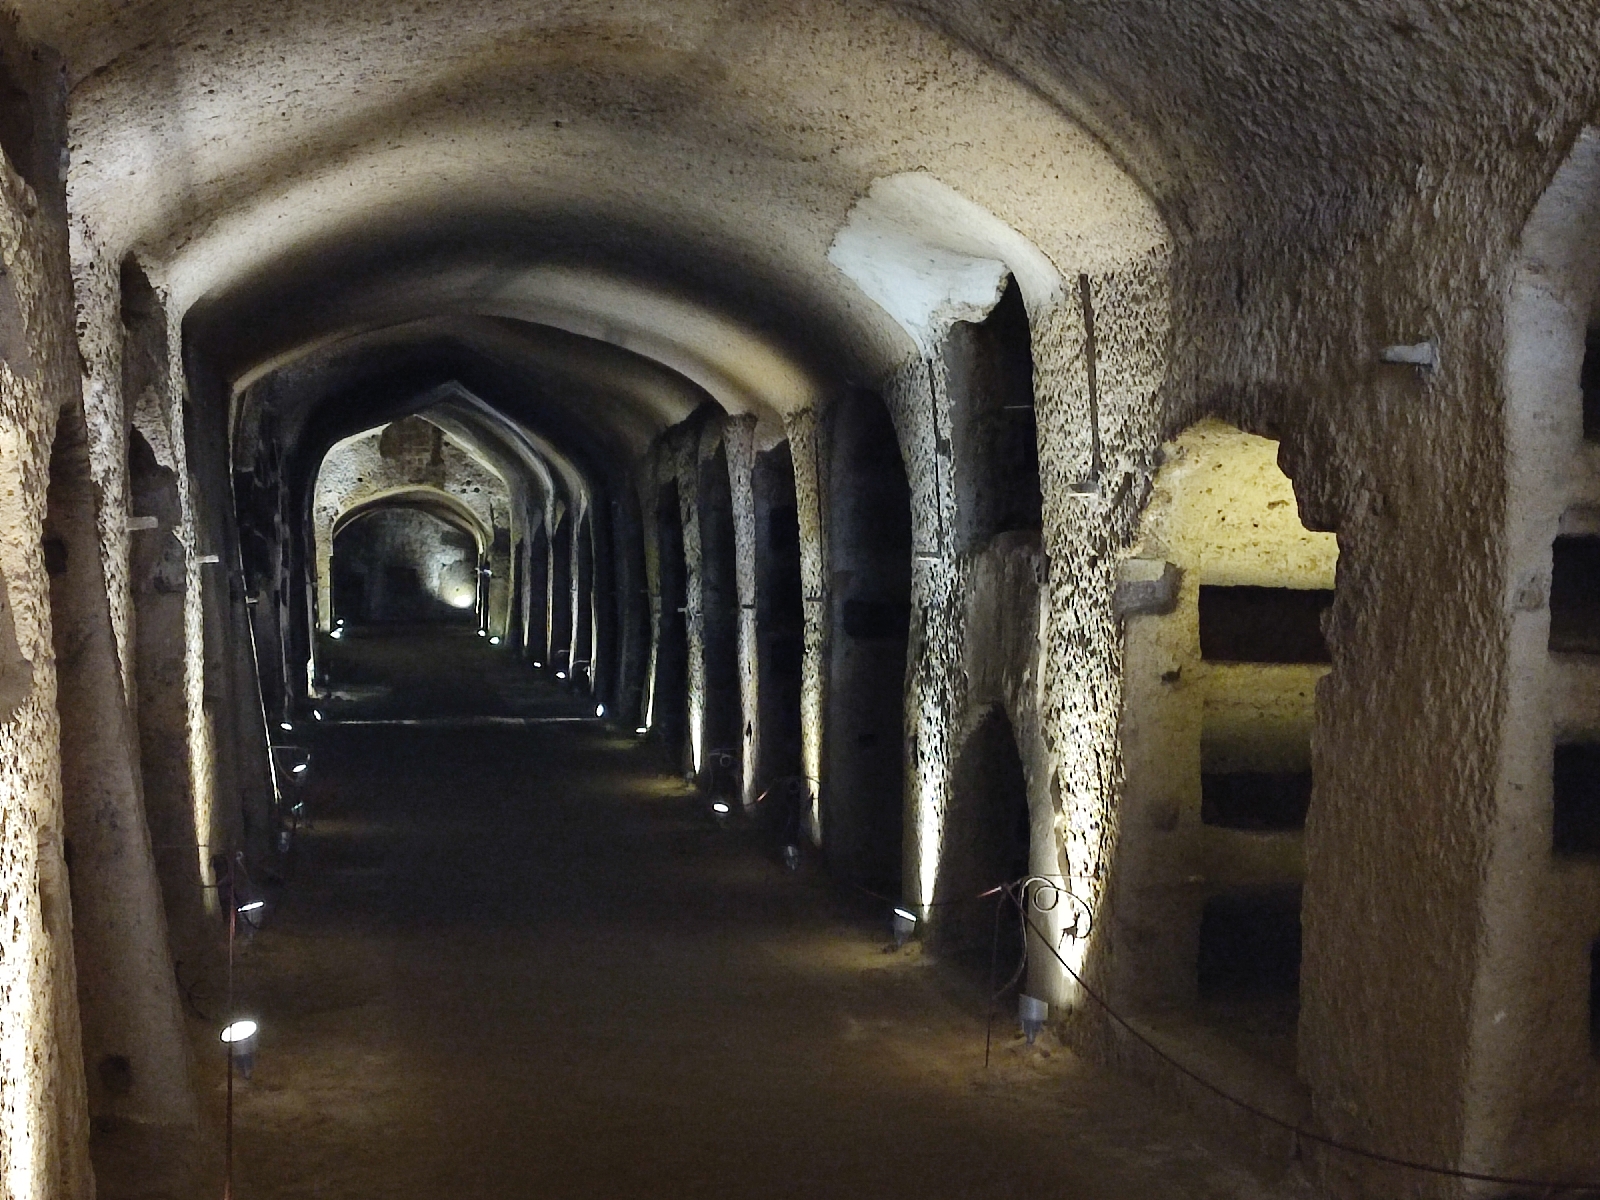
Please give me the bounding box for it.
[224,652,1294,1199]
[1198,586,1332,664]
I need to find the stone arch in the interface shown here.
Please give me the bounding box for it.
[936,703,1033,989]
[1111,417,1336,1065]
[823,389,912,893]
[331,497,484,627]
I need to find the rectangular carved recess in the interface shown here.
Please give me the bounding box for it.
[1201,772,1312,831]
[1550,536,1600,654]
[1591,938,1600,1057]
[1553,743,1600,856]
[1198,586,1332,663]
[1197,886,1303,998]
[1583,329,1600,442]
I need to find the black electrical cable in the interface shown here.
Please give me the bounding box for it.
[1014,898,1600,1192]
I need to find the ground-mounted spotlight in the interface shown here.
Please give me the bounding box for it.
[279,721,293,732]
[595,704,605,718]
[556,671,567,680]
[489,636,501,645]
[1019,994,1049,1045]
[290,763,308,776]
[237,900,265,916]
[330,627,344,640]
[312,709,324,721]
[220,1019,259,1079]
[891,906,918,948]
[635,725,648,735]
[477,628,487,638]
[711,800,732,815]
[533,661,543,668]
[335,618,345,627]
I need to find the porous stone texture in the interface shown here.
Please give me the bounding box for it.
[0,91,95,1200]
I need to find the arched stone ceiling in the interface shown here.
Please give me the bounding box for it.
[35,0,1165,422]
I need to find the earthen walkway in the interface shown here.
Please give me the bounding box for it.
[218,651,1303,1198]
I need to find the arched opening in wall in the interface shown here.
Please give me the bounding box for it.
[698,443,741,794]
[527,520,550,663]
[825,391,912,892]
[654,482,690,771]
[574,512,596,689]
[947,277,1041,546]
[1114,418,1336,1070]
[549,510,574,675]
[331,503,481,628]
[938,706,1031,988]
[754,444,804,793]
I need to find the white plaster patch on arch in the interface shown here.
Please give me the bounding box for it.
[827,172,1067,357]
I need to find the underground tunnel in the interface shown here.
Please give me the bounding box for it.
[2,3,1600,1199]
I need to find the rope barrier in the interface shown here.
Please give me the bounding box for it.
[981,885,1600,1192]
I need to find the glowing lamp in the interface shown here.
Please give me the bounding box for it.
[1019,994,1049,1045]
[330,628,344,640]
[312,709,324,721]
[477,628,487,638]
[237,900,265,915]
[892,907,918,948]
[220,1020,258,1045]
[290,762,308,775]
[712,801,731,815]
[489,636,501,645]
[279,721,293,732]
[635,726,648,735]
[595,704,605,718]
[335,618,345,627]
[220,1018,259,1079]
[556,671,567,680]
[533,661,543,668]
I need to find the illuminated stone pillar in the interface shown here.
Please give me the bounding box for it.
[783,407,827,844]
[723,416,760,807]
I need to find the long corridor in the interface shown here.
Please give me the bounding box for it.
[217,693,1301,1199]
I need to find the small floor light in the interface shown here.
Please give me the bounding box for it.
[220,1019,259,1079]
[330,627,344,639]
[279,721,293,732]
[533,661,543,668]
[712,800,731,815]
[237,900,265,915]
[595,704,605,717]
[635,725,648,735]
[782,844,800,871]
[290,762,308,775]
[1019,994,1048,1045]
[312,709,323,721]
[892,906,918,948]
[489,635,501,645]
[556,671,566,680]
[477,628,487,638]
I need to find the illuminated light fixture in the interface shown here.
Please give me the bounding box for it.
[1019,994,1049,1045]
[477,629,487,638]
[782,844,801,871]
[335,618,345,627]
[489,636,502,645]
[237,900,265,915]
[330,628,344,640]
[595,704,605,718]
[556,671,567,680]
[892,906,918,948]
[290,763,308,775]
[533,661,543,668]
[635,726,648,735]
[291,802,305,816]
[712,801,731,815]
[220,1019,258,1045]
[312,709,324,721]
[279,721,293,732]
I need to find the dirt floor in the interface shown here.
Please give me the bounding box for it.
[164,634,1311,1199]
